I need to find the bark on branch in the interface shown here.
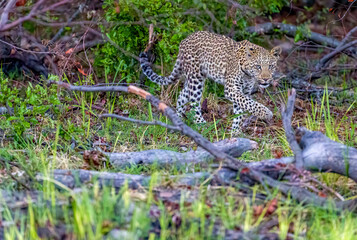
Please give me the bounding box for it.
[101,138,257,168]
[39,168,239,189]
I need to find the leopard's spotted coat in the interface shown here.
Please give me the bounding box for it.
[140,31,281,134]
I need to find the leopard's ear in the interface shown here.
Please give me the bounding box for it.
[271,46,282,58]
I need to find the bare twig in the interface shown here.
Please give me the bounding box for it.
[100,113,181,132]
[0,0,71,32]
[144,24,155,52]
[70,39,105,54]
[0,39,51,54]
[337,26,357,48]
[308,177,345,201]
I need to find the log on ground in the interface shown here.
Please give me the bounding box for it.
[104,138,257,168]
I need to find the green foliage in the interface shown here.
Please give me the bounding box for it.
[294,24,312,42]
[0,73,60,137]
[248,0,289,13]
[97,0,197,81]
[96,0,289,81]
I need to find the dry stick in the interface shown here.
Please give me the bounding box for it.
[49,81,357,211]
[100,113,181,131]
[309,177,345,201]
[337,26,357,48]
[281,89,303,169]
[144,24,155,52]
[315,39,357,72]
[71,39,106,54]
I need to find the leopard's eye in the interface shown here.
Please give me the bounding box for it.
[269,65,274,69]
[256,65,261,70]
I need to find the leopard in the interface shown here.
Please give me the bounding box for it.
[139,31,281,134]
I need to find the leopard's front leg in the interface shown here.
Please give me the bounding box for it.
[225,84,272,134]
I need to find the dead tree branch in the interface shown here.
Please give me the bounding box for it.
[315,39,357,72]
[246,22,357,56]
[100,113,181,132]
[296,127,357,182]
[337,26,357,48]
[41,168,239,189]
[100,137,257,169]
[281,89,303,168]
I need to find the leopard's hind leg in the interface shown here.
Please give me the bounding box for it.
[176,81,189,118]
[186,73,206,123]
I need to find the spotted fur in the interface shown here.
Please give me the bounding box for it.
[140,31,281,134]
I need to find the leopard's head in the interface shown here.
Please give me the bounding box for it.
[241,44,282,88]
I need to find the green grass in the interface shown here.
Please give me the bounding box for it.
[0,74,356,239]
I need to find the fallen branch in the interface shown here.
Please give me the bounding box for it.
[100,113,181,132]
[296,127,357,182]
[243,127,357,184]
[246,22,357,56]
[315,39,357,72]
[99,137,257,168]
[41,168,238,189]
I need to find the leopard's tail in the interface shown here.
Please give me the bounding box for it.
[139,52,183,85]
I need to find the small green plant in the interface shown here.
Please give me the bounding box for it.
[0,72,60,140]
[305,86,356,142]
